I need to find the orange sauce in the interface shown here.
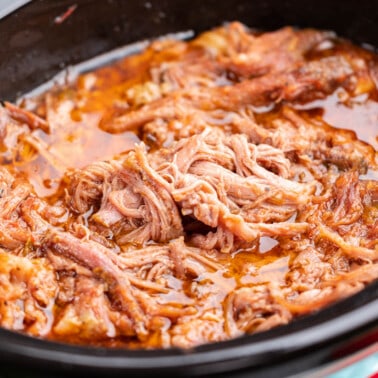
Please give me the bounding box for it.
[7,33,376,348]
[15,36,377,199]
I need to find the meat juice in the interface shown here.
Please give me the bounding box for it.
[0,22,376,348]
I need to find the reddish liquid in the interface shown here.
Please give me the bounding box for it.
[4,31,376,348]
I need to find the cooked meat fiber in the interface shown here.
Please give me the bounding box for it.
[65,160,122,214]
[79,129,312,248]
[0,22,377,349]
[103,55,362,133]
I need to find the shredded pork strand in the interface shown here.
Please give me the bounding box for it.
[0,22,376,349]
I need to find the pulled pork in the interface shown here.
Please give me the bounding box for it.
[0,22,376,349]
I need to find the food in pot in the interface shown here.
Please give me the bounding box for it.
[0,22,377,348]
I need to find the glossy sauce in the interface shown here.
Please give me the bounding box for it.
[18,37,378,290]
[14,33,377,199]
[7,32,377,348]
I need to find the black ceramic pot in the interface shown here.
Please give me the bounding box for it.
[0,1,377,377]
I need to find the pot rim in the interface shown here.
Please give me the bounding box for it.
[0,1,376,374]
[0,280,376,372]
